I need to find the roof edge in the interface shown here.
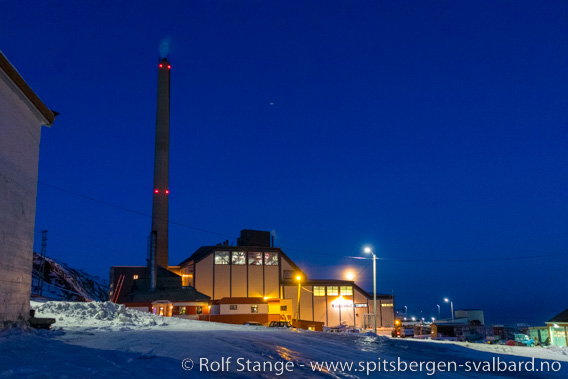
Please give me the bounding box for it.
[0,51,56,126]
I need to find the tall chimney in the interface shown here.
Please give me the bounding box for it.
[151,57,170,270]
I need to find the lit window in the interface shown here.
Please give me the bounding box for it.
[280,305,288,311]
[232,251,246,265]
[196,306,203,315]
[230,305,237,311]
[313,286,326,296]
[381,303,393,307]
[215,251,230,265]
[264,252,278,266]
[248,252,262,265]
[340,286,353,296]
[251,305,258,314]
[179,306,186,315]
[133,275,139,280]
[327,286,339,296]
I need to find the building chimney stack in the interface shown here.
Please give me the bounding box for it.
[150,57,171,271]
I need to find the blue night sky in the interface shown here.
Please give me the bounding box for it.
[2,1,567,325]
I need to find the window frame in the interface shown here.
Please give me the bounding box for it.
[248,251,263,265]
[215,251,230,265]
[232,251,246,265]
[327,286,339,296]
[264,252,278,266]
[313,286,326,297]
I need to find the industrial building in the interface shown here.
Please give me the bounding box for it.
[111,229,395,328]
[109,57,394,329]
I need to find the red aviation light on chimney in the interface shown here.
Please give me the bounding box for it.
[159,63,163,68]
[167,64,171,69]
[154,189,159,193]
[165,190,169,194]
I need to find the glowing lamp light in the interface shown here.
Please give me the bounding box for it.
[154,189,159,193]
[159,63,163,68]
[346,272,354,280]
[165,189,169,194]
[167,64,171,69]
[296,275,301,281]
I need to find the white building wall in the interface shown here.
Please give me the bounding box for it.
[231,265,247,297]
[0,69,45,324]
[195,254,213,298]
[220,303,268,315]
[214,265,230,299]
[264,266,279,298]
[247,265,263,297]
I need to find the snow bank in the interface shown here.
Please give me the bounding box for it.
[32,301,188,331]
[31,300,249,332]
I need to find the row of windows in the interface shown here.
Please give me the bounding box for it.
[179,306,203,315]
[313,286,353,296]
[215,251,278,266]
[227,305,288,313]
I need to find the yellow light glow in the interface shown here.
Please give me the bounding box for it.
[263,297,269,300]
[296,275,301,281]
[346,272,354,280]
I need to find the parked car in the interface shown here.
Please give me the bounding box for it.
[268,321,292,328]
[243,321,264,326]
[513,334,535,347]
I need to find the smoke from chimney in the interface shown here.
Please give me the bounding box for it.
[158,36,173,59]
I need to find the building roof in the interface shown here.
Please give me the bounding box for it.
[124,287,210,303]
[548,308,568,323]
[179,246,216,266]
[0,51,56,126]
[216,297,269,305]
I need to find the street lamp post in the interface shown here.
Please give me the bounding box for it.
[404,305,408,317]
[364,246,377,333]
[437,304,440,319]
[295,275,302,322]
[444,298,454,321]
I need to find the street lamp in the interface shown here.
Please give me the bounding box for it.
[444,298,454,321]
[295,275,302,321]
[364,246,377,333]
[436,304,440,319]
[404,305,408,316]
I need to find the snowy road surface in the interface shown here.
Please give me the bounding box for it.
[0,301,565,378]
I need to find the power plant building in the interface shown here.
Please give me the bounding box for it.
[109,57,394,329]
[110,229,394,328]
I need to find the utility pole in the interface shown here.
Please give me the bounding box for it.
[36,230,48,296]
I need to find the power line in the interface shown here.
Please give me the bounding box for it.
[38,181,568,264]
[38,181,238,239]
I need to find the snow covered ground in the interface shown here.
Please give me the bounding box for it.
[0,301,566,378]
